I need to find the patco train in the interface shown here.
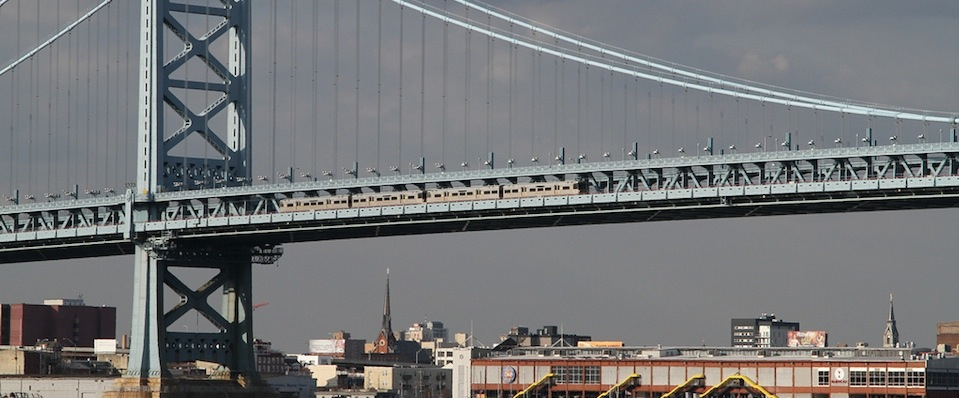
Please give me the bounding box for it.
[279,180,587,212]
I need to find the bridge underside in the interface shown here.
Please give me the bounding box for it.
[3,185,957,263]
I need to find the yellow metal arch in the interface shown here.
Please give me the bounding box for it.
[700,374,777,398]
[661,374,706,398]
[512,373,555,398]
[597,374,640,398]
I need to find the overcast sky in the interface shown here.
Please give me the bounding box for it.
[2,1,959,354]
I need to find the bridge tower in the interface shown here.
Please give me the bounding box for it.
[125,0,281,384]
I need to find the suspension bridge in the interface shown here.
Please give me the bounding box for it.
[0,0,957,386]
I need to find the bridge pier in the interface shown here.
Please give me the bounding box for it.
[122,236,282,394]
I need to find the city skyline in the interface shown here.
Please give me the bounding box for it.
[1,1,958,354]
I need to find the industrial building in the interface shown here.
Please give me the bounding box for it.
[471,346,959,398]
[0,298,116,347]
[731,313,800,348]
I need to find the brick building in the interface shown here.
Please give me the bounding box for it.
[471,346,959,398]
[0,299,116,347]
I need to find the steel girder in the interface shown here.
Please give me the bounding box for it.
[3,144,959,263]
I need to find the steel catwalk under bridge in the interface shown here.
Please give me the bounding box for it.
[3,142,959,264]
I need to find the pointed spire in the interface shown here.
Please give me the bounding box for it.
[883,293,900,348]
[382,268,392,333]
[888,293,895,321]
[374,268,396,353]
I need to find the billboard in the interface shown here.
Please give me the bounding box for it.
[577,341,624,348]
[309,338,346,354]
[94,338,117,354]
[788,331,827,347]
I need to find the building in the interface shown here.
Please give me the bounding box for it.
[0,298,116,347]
[435,346,493,398]
[254,339,288,375]
[365,364,452,398]
[937,321,959,353]
[731,313,799,347]
[471,345,959,398]
[309,330,367,359]
[408,321,449,343]
[493,326,591,350]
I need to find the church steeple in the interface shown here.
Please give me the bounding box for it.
[883,293,900,348]
[373,269,396,353]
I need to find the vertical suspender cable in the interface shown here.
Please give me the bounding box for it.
[552,49,558,160]
[28,2,36,194]
[576,63,581,159]
[271,0,278,181]
[420,10,426,160]
[463,6,469,167]
[484,14,491,157]
[85,6,92,189]
[103,3,111,190]
[357,1,362,168]
[291,1,298,175]
[507,31,513,162]
[441,1,447,167]
[47,2,60,190]
[376,0,382,172]
[312,0,319,179]
[96,5,103,191]
[398,3,404,172]
[600,70,606,157]
[558,56,564,159]
[623,76,627,155]
[530,49,535,162]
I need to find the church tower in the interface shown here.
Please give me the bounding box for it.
[373,269,397,353]
[883,293,900,348]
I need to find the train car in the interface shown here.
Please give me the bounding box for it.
[351,191,426,208]
[278,180,585,213]
[501,180,584,199]
[426,186,502,203]
[278,195,350,212]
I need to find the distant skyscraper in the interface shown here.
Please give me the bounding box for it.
[373,269,397,353]
[883,293,900,348]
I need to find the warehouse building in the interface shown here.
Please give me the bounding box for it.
[471,346,959,398]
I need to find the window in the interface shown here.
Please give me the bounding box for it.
[850,370,867,386]
[888,371,905,386]
[869,370,886,386]
[817,370,830,386]
[568,366,583,383]
[907,370,925,387]
[585,367,601,384]
[552,366,567,384]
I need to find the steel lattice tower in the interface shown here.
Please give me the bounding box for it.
[128,0,281,380]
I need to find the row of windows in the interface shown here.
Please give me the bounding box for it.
[928,371,959,387]
[845,370,925,387]
[551,366,601,384]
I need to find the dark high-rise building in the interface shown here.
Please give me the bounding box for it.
[731,313,799,347]
[0,299,116,347]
